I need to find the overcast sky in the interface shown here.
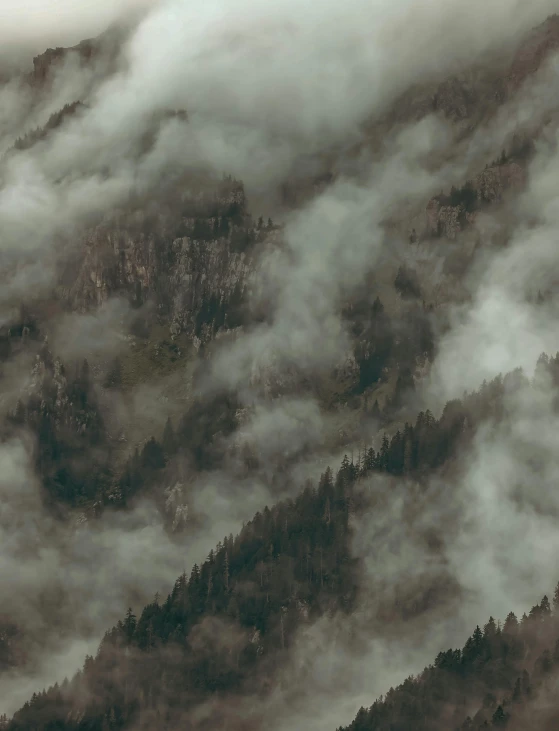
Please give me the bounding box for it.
[0,0,157,65]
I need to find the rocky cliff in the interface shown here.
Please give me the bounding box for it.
[27,29,122,88]
[423,158,527,241]
[9,339,109,504]
[60,177,260,344]
[4,12,559,446]
[16,14,559,335]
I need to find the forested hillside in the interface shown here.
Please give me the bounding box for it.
[342,593,559,731]
[3,353,559,729]
[4,2,559,730]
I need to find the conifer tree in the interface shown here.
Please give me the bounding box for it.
[491,705,508,727]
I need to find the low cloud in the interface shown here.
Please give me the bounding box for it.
[0,0,155,67]
[428,117,559,402]
[0,436,269,716]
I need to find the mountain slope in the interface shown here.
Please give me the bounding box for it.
[6,353,559,730]
[5,6,559,731]
[340,593,559,731]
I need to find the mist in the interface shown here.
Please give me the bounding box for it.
[0,0,155,67]
[428,109,559,402]
[0,434,281,716]
[4,1,559,729]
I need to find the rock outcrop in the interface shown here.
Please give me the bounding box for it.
[9,340,108,503]
[28,30,122,88]
[424,159,527,240]
[61,178,261,344]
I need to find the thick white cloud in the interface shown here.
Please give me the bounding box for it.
[0,0,156,64]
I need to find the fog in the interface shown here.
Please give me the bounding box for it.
[0,0,155,67]
[3,0,559,727]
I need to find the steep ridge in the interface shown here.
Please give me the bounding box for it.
[27,28,124,90]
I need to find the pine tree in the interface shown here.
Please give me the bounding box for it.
[537,649,552,674]
[528,603,542,622]
[521,669,531,696]
[206,572,213,605]
[379,435,390,471]
[403,434,413,473]
[323,497,331,525]
[141,437,165,471]
[491,705,508,727]
[503,612,518,634]
[484,616,497,638]
[365,447,376,472]
[124,608,137,642]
